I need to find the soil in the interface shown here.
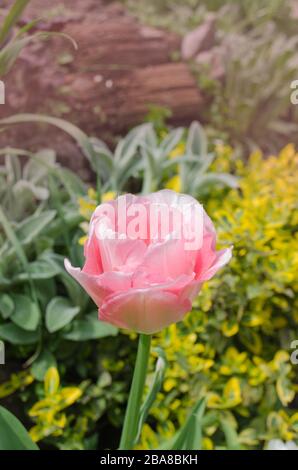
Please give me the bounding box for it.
[0,0,204,179]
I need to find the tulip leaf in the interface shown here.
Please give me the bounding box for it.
[220,418,242,450]
[0,406,39,450]
[134,347,167,445]
[160,397,206,450]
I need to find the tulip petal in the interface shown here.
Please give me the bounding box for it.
[64,259,132,307]
[99,288,192,334]
[199,247,232,281]
[133,236,193,285]
[82,224,103,275]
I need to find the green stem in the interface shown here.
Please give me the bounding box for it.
[119,333,151,450]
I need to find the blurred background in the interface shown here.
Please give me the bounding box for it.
[0,0,297,451]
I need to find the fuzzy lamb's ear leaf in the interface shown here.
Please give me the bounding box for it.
[159,127,185,159]
[186,121,208,157]
[0,405,39,450]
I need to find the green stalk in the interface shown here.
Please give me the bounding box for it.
[119,334,151,450]
[0,0,31,45]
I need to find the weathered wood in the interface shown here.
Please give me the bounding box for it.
[0,0,204,177]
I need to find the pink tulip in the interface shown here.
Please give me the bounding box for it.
[65,190,231,334]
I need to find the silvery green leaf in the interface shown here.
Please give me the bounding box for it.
[5,154,21,183]
[13,256,60,282]
[57,168,86,197]
[116,158,143,191]
[23,149,56,183]
[16,210,56,245]
[195,152,216,175]
[63,312,118,341]
[186,121,208,157]
[115,123,152,168]
[141,147,157,194]
[0,294,14,319]
[162,155,200,168]
[194,173,239,190]
[46,296,80,333]
[10,294,40,331]
[0,323,40,345]
[89,137,114,178]
[13,180,49,201]
[159,127,184,159]
[143,124,158,149]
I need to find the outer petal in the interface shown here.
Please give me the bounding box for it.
[194,210,232,281]
[99,288,192,334]
[82,223,103,275]
[198,247,232,281]
[64,259,132,307]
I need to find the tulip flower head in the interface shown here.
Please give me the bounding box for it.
[65,190,232,334]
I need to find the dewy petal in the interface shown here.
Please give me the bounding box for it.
[99,288,192,334]
[64,259,132,307]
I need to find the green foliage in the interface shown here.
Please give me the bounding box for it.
[132,143,298,450]
[0,1,76,77]
[204,26,298,153]
[123,0,296,36]
[1,115,297,450]
[0,405,38,450]
[28,367,82,443]
[1,115,237,199]
[0,150,120,447]
[123,0,298,154]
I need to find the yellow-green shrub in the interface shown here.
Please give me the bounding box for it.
[138,144,298,449]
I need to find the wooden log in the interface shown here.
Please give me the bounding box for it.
[0,0,204,177]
